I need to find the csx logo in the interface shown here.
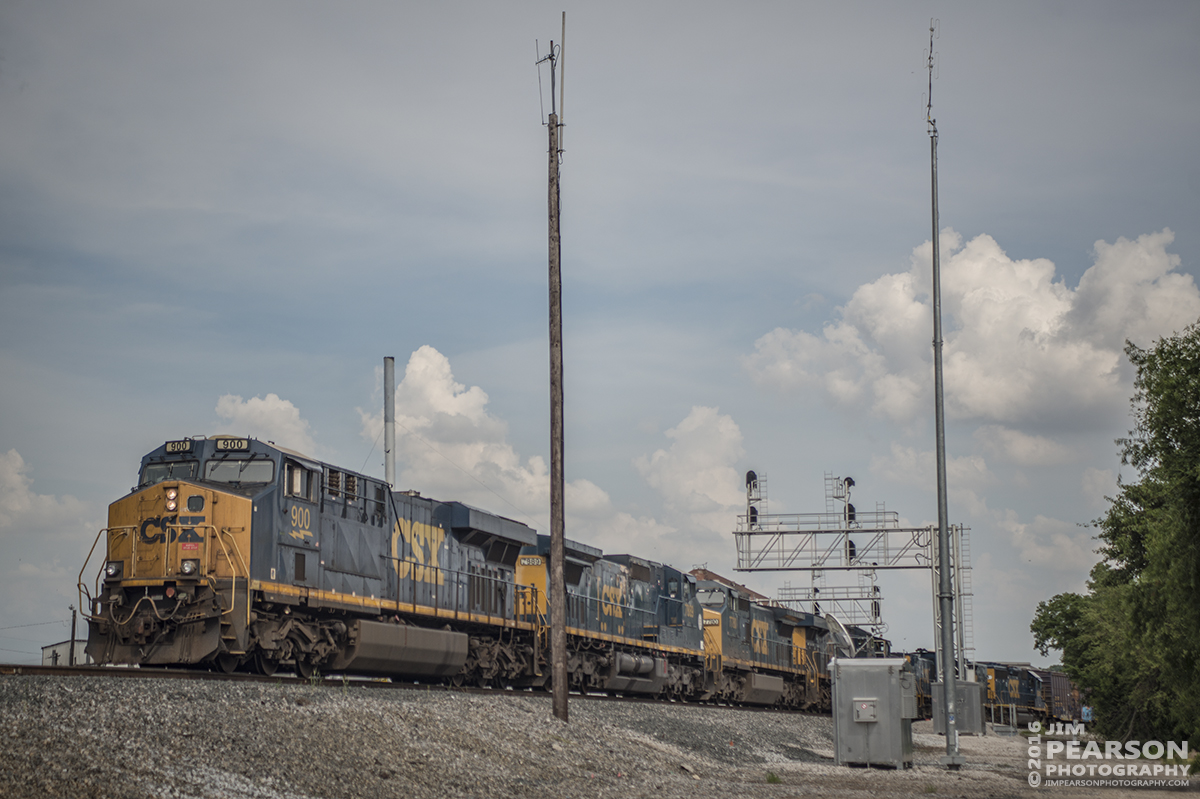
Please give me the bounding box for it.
[391,519,446,586]
[139,516,203,544]
[751,619,770,655]
[599,583,624,618]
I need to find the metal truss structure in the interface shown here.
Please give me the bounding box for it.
[776,571,886,632]
[735,472,974,669]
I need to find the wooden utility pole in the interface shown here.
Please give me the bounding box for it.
[542,14,568,723]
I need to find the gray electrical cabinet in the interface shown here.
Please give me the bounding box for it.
[932,680,986,736]
[831,657,916,769]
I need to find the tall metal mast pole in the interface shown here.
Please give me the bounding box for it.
[928,21,963,770]
[541,14,569,723]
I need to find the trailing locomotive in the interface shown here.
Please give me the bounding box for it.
[901,650,1082,726]
[79,436,831,708]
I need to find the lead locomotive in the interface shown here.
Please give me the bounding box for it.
[80,435,831,707]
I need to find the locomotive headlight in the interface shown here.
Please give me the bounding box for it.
[180,559,199,576]
[165,488,179,512]
[166,488,178,500]
[105,561,123,580]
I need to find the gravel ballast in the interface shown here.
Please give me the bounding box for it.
[0,674,1190,799]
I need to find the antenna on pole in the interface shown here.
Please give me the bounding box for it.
[535,14,565,152]
[536,40,559,117]
[559,12,566,150]
[926,16,963,771]
[926,19,939,138]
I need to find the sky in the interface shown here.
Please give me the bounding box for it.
[2,1,1198,667]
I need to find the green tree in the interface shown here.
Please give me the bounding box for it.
[1031,320,1200,748]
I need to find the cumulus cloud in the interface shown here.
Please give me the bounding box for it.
[0,450,101,655]
[999,511,1098,573]
[869,442,993,518]
[744,229,1199,431]
[635,407,745,523]
[973,425,1073,466]
[0,450,91,534]
[869,442,992,493]
[634,406,747,545]
[359,346,672,553]
[215,393,316,455]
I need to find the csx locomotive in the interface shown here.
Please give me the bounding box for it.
[902,650,1082,726]
[79,436,832,707]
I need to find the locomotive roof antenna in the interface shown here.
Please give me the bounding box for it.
[927,18,964,771]
[539,11,569,725]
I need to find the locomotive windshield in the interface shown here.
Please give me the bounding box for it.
[697,588,725,607]
[140,460,198,486]
[204,458,275,484]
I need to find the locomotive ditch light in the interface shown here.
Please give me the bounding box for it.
[105,561,123,580]
[180,559,199,576]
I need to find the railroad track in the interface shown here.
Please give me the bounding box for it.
[0,662,820,715]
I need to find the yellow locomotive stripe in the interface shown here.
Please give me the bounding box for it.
[248,578,810,675]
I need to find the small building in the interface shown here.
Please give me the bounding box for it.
[41,640,91,666]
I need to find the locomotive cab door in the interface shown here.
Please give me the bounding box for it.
[278,460,320,590]
[664,567,684,627]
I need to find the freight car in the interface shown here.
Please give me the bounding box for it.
[900,653,1082,727]
[79,436,828,708]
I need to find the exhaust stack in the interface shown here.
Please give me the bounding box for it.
[384,356,395,487]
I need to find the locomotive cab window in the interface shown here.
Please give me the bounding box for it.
[204,458,275,485]
[285,462,316,502]
[140,460,198,486]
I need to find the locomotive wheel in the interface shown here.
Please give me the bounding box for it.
[216,653,240,674]
[255,652,280,676]
[295,657,315,679]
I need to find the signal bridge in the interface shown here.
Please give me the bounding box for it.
[734,472,974,674]
[734,509,938,571]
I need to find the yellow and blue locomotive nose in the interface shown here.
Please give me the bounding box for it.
[104,481,252,583]
[86,479,254,666]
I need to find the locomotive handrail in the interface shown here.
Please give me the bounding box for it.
[384,555,527,631]
[76,526,135,622]
[212,527,252,630]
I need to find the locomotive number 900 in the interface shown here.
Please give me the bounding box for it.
[289,505,312,540]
